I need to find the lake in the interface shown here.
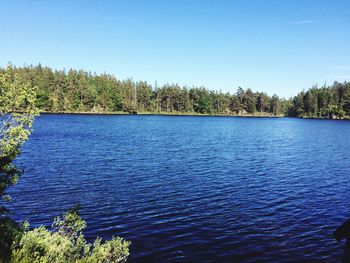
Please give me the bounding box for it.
[8,114,350,262]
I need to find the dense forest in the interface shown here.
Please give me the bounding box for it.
[2,64,350,119]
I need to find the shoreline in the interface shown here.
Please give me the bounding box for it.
[38,111,350,120]
[39,111,285,118]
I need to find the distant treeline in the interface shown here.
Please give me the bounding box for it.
[2,64,350,118]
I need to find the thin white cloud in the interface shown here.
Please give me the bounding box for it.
[328,75,350,80]
[327,66,350,80]
[290,20,316,25]
[330,66,350,71]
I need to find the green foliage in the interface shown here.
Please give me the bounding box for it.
[1,65,288,116]
[0,66,37,162]
[320,105,345,119]
[3,64,350,119]
[0,65,38,260]
[289,82,350,118]
[0,217,24,260]
[0,65,38,211]
[11,208,130,263]
[0,65,38,209]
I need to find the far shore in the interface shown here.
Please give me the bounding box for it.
[39,110,284,118]
[38,111,350,120]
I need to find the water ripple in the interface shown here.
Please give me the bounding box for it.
[7,115,350,262]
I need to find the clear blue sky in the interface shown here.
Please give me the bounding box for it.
[1,0,350,98]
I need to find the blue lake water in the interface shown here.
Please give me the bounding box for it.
[8,114,350,262]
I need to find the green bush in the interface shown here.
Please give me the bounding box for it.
[11,208,130,263]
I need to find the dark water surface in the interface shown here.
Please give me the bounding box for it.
[8,114,350,262]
